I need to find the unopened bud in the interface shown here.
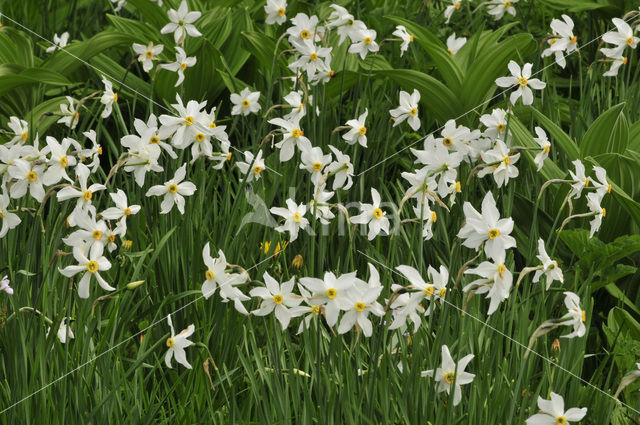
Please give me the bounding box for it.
[126,280,145,290]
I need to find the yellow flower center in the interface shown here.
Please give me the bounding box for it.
[439,288,447,297]
[504,1,511,7]
[292,128,301,138]
[277,8,286,16]
[150,136,160,144]
[312,162,322,172]
[74,112,79,122]
[355,302,365,312]
[556,416,567,425]
[166,337,175,348]
[448,48,454,56]
[310,52,318,61]
[145,49,153,58]
[431,211,437,222]
[549,38,557,46]
[27,171,37,182]
[108,234,116,244]
[92,230,103,240]
[570,35,578,45]
[168,184,178,194]
[409,108,418,117]
[180,62,188,70]
[83,190,93,201]
[184,116,194,126]
[373,208,383,219]
[581,310,586,322]
[424,285,435,297]
[607,184,612,194]
[497,123,505,132]
[21,132,28,141]
[241,99,250,108]
[627,37,635,46]
[443,137,453,147]
[455,181,462,192]
[444,371,455,385]
[455,1,461,10]
[518,77,528,87]
[364,37,372,45]
[273,294,284,305]
[312,305,321,315]
[409,34,414,42]
[209,122,217,128]
[205,270,215,281]
[544,145,551,154]
[86,260,99,273]
[584,177,590,187]
[113,93,118,103]
[488,228,500,239]
[300,30,310,40]
[497,264,506,278]
[253,165,263,175]
[359,126,367,136]
[124,208,131,216]
[195,133,205,143]
[601,207,606,218]
[504,156,511,165]
[293,212,302,223]
[0,212,4,219]
[326,288,337,299]
[59,156,69,167]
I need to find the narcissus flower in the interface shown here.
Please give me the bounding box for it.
[476,140,520,187]
[463,254,512,315]
[57,96,80,129]
[270,199,309,242]
[42,136,77,185]
[265,0,287,25]
[201,243,227,299]
[7,159,45,202]
[299,144,331,186]
[390,89,421,131]
[160,0,202,45]
[231,88,261,116]
[487,0,518,20]
[568,159,590,199]
[249,272,302,330]
[100,189,141,233]
[603,54,629,77]
[541,15,578,68]
[533,126,551,171]
[525,392,587,425]
[532,239,563,289]
[286,13,323,43]
[446,33,466,55]
[560,291,586,338]
[457,191,516,261]
[392,25,413,56]
[145,164,196,214]
[268,117,310,162]
[342,109,369,147]
[6,116,29,146]
[337,265,384,336]
[164,314,195,369]
[236,150,266,182]
[495,61,546,105]
[58,243,114,299]
[480,108,509,139]
[100,76,118,118]
[160,47,196,87]
[49,318,74,343]
[444,0,463,24]
[351,188,390,240]
[586,192,605,237]
[349,28,379,59]
[133,42,164,72]
[299,271,357,327]
[326,145,354,190]
[421,345,475,406]
[601,18,639,59]
[46,32,69,53]
[0,190,21,238]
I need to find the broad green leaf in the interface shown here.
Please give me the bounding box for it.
[0,68,71,97]
[372,69,461,123]
[0,27,35,67]
[581,103,628,157]
[626,119,640,152]
[106,14,158,44]
[240,31,288,76]
[538,0,616,12]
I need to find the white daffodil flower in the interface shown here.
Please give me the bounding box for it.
[286,13,323,44]
[351,188,390,240]
[49,318,74,343]
[0,276,14,295]
[411,140,462,198]
[270,198,309,242]
[59,243,114,299]
[283,90,309,121]
[79,130,102,173]
[601,18,639,59]
[390,89,421,131]
[541,15,578,68]
[269,117,310,162]
[603,54,628,77]
[342,109,368,147]
[568,159,590,199]
[526,392,587,425]
[532,126,551,171]
[299,271,357,327]
[487,0,518,20]
[100,189,140,233]
[400,167,437,209]
[349,27,379,59]
[160,47,196,87]
[7,159,45,202]
[392,25,413,56]
[439,119,471,156]
[495,61,546,105]
[480,108,509,139]
[61,209,109,249]
[250,272,302,330]
[413,201,437,240]
[559,291,586,338]
[463,254,512,315]
[446,33,466,55]
[122,142,163,187]
[457,191,517,261]
[164,314,195,369]
[326,145,354,190]
[0,190,21,238]
[299,143,331,186]
[338,266,384,336]
[421,345,475,406]
[46,32,69,53]
[477,140,520,187]
[57,163,106,223]
[289,38,332,77]
[124,114,175,160]
[100,76,118,119]
[532,239,563,289]
[57,96,80,129]
[201,243,228,299]
[160,0,202,45]
[327,6,364,45]
[445,0,463,24]
[230,88,261,116]
[7,116,29,146]
[236,150,265,183]
[309,187,335,225]
[42,136,77,185]
[265,0,287,25]
[145,164,196,214]
[591,166,611,198]
[133,41,164,72]
[158,95,208,149]
[218,272,251,315]
[586,192,606,238]
[290,286,322,334]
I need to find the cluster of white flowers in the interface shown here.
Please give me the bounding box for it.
[600,18,639,76]
[566,159,611,237]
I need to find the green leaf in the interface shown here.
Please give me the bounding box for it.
[372,69,461,123]
[0,68,71,97]
[240,31,288,75]
[581,103,628,157]
[538,0,616,12]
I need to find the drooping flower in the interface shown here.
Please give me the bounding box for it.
[487,0,518,21]
[326,145,354,190]
[533,126,551,171]
[559,291,586,338]
[495,61,546,105]
[586,192,606,238]
[201,243,228,299]
[568,159,590,199]
[164,314,195,369]
[444,0,463,24]
[46,32,69,53]
[392,25,413,56]
[57,96,80,129]
[421,345,475,406]
[100,76,118,118]
[0,190,21,238]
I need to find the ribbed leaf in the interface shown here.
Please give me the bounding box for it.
[241,31,288,76]
[0,68,71,97]
[581,103,628,157]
